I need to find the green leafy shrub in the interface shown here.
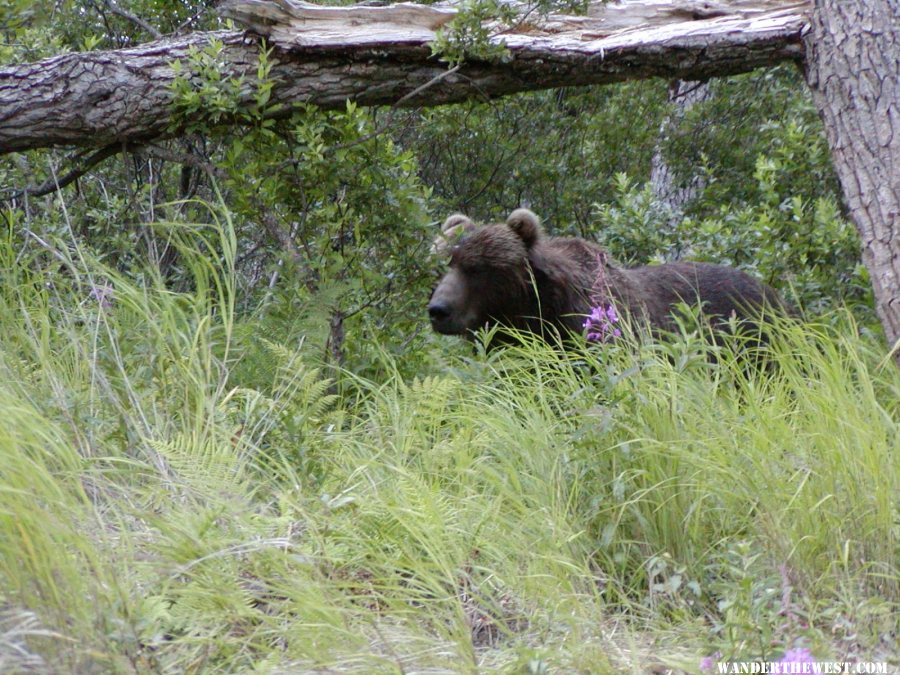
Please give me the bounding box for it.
[405,82,666,230]
[592,164,870,322]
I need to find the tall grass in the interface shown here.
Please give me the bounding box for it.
[0,215,896,672]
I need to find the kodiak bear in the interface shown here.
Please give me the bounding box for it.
[427,208,789,346]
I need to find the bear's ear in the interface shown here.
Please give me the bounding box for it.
[441,213,475,235]
[506,208,542,248]
[431,214,476,255]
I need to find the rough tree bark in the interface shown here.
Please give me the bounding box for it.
[803,0,899,357]
[0,0,808,154]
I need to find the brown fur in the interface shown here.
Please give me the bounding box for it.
[427,208,789,345]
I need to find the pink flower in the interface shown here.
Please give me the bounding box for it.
[583,304,621,342]
[776,648,815,672]
[89,283,114,309]
[700,652,721,673]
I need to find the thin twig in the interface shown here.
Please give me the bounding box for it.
[1,143,124,203]
[396,63,462,108]
[103,0,163,39]
[139,143,229,180]
[174,7,211,35]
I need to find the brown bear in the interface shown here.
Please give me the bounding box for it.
[427,208,790,346]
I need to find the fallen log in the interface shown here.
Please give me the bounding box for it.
[0,0,809,154]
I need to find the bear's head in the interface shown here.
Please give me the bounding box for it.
[428,208,545,337]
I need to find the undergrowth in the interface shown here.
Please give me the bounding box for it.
[0,217,896,673]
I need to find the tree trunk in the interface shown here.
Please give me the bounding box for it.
[803,0,900,359]
[0,0,808,155]
[649,79,713,241]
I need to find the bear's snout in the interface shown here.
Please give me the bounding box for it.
[428,269,472,335]
[428,301,451,321]
[428,296,468,335]
[428,299,462,335]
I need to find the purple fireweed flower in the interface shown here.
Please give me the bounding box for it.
[776,648,815,673]
[605,304,617,323]
[89,283,114,309]
[699,652,721,673]
[583,303,621,342]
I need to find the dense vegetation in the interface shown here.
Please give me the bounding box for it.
[1,2,897,671]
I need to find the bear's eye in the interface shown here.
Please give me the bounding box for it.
[450,249,478,270]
